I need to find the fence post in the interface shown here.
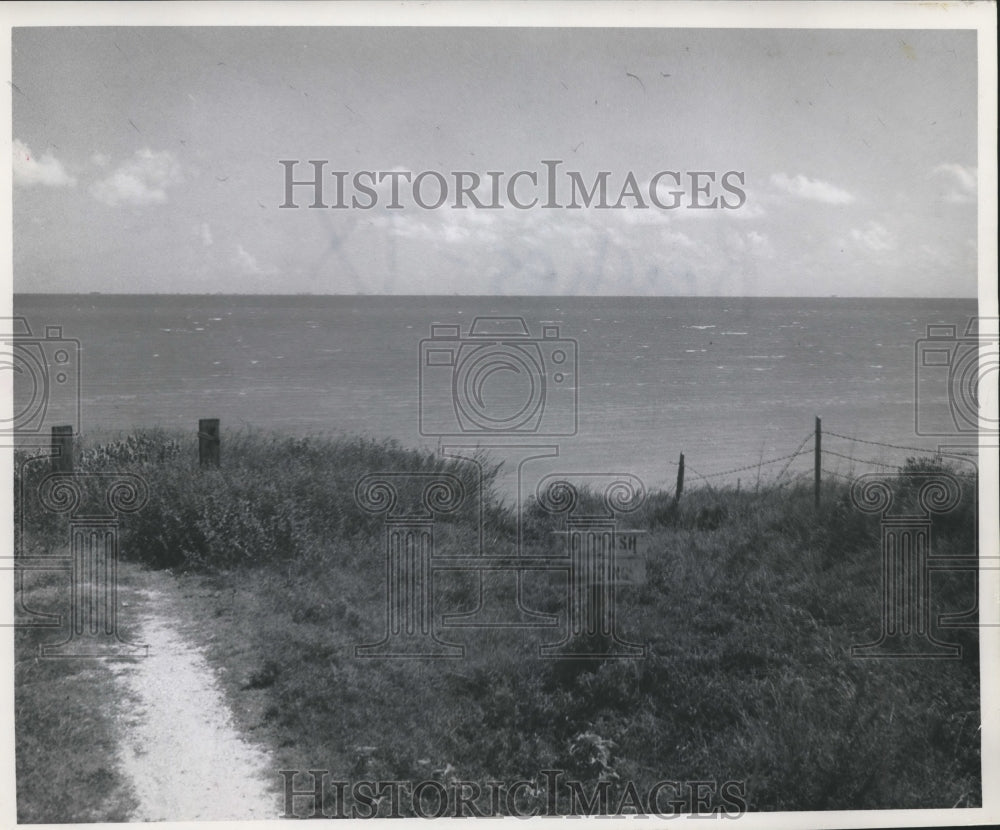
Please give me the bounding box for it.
[674,452,685,504]
[814,416,822,508]
[199,418,220,467]
[51,425,74,473]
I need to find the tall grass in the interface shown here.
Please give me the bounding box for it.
[14,430,981,813]
[16,428,505,569]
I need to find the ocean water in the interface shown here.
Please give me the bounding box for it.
[11,295,978,495]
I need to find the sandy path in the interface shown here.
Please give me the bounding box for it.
[110,589,281,821]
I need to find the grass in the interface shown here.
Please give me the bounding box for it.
[14,428,982,817]
[14,568,143,823]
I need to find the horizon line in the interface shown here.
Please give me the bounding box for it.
[10,292,979,300]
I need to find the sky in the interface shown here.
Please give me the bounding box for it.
[11,25,980,296]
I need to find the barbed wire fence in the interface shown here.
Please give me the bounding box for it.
[662,417,976,506]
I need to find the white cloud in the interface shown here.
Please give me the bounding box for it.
[381,208,501,247]
[198,223,213,247]
[745,230,773,256]
[232,244,262,274]
[662,229,695,248]
[91,148,180,206]
[12,139,77,187]
[932,163,976,204]
[770,172,855,205]
[850,221,896,252]
[90,152,110,168]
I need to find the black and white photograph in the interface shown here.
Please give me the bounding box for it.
[3,2,998,827]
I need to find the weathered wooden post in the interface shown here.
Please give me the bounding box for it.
[199,418,220,467]
[814,416,822,508]
[674,452,685,504]
[51,425,74,473]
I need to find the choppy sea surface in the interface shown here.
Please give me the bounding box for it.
[11,295,978,494]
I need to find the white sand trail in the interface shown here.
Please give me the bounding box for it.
[110,589,280,821]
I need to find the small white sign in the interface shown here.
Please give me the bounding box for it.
[613,532,647,585]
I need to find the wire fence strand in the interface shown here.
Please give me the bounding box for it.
[822,448,907,471]
[660,423,976,494]
[697,446,812,481]
[775,431,815,483]
[823,429,974,456]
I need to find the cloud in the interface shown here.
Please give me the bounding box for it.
[91,148,180,206]
[662,229,696,248]
[198,223,213,247]
[932,163,976,204]
[770,172,854,205]
[380,207,501,247]
[232,244,262,274]
[90,152,111,168]
[12,139,77,187]
[744,230,773,257]
[850,221,896,252]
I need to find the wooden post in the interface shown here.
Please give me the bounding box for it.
[814,417,822,509]
[674,452,685,504]
[51,425,74,473]
[199,418,220,467]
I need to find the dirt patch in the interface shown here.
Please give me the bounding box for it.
[110,588,281,821]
